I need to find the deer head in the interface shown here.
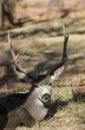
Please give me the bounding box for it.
[8,26,69,121]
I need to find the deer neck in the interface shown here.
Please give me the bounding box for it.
[24,91,49,121]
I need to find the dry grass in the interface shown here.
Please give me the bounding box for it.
[0,5,85,129]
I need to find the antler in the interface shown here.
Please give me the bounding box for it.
[48,25,69,84]
[61,25,69,62]
[8,32,27,73]
[8,32,31,82]
[8,25,69,84]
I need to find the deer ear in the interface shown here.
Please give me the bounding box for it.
[50,65,64,83]
[13,67,28,82]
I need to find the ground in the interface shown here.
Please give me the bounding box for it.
[0,0,85,130]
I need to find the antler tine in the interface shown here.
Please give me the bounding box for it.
[8,31,27,73]
[62,25,69,62]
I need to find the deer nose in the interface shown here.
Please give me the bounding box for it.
[42,94,51,102]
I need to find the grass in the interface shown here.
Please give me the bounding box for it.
[0,11,85,129]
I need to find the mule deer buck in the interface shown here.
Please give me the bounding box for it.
[0,28,69,130]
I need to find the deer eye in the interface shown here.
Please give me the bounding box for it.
[48,82,52,86]
[34,84,39,88]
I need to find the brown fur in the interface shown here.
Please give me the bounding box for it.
[0,93,35,130]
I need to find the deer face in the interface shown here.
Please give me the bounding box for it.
[26,65,65,121]
[24,84,52,121]
[34,84,52,107]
